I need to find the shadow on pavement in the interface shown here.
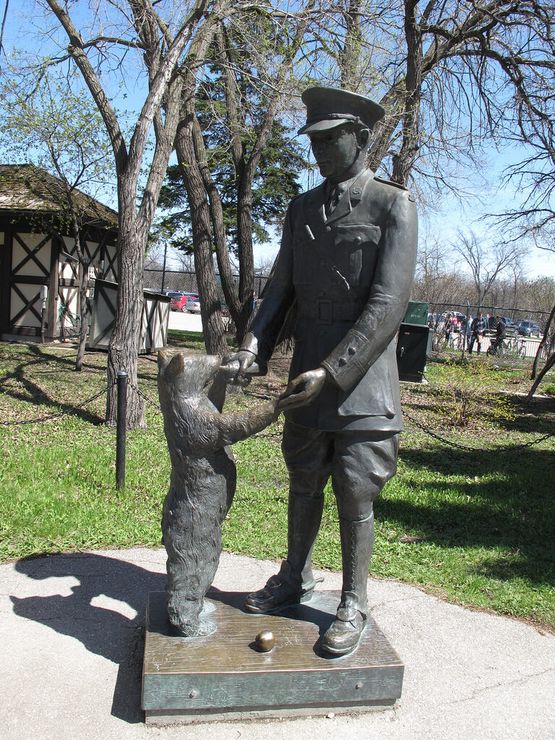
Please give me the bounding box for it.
[10,552,165,724]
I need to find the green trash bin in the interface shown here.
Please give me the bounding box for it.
[397,323,430,382]
[403,301,429,326]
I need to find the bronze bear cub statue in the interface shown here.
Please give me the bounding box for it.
[157,351,277,636]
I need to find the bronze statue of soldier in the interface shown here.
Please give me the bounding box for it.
[227,87,417,656]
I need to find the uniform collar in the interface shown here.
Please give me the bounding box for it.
[323,168,374,224]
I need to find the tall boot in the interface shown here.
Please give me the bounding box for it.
[321,512,375,656]
[244,493,324,613]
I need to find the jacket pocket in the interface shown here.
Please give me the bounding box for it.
[337,351,396,417]
[332,224,381,287]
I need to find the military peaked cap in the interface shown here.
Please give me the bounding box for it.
[298,87,385,135]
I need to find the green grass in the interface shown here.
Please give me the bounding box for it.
[167,328,234,352]
[167,329,207,351]
[0,341,553,629]
[225,429,554,627]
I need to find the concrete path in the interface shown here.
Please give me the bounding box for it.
[168,310,202,333]
[1,548,553,739]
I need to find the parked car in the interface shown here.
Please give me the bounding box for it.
[184,296,201,313]
[168,292,186,310]
[517,320,540,337]
[501,317,519,337]
[170,292,199,312]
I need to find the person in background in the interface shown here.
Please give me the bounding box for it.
[444,312,453,346]
[465,315,473,351]
[488,315,506,355]
[469,312,486,354]
[495,316,507,352]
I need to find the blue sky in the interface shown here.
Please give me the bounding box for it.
[254,138,555,280]
[1,0,553,281]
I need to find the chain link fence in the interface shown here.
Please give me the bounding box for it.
[427,302,550,329]
[426,302,553,365]
[144,268,270,301]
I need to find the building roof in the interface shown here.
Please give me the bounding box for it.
[0,164,118,230]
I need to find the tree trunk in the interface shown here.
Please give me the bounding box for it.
[60,193,90,372]
[527,351,555,400]
[235,177,255,344]
[71,222,89,372]
[367,87,405,171]
[105,195,146,428]
[339,0,362,90]
[75,262,89,372]
[391,0,422,186]
[531,301,555,380]
[190,117,241,323]
[175,112,227,356]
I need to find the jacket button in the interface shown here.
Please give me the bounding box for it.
[354,236,362,244]
[348,346,356,355]
[338,357,347,366]
[325,225,332,232]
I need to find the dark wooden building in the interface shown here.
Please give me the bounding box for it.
[0,164,118,340]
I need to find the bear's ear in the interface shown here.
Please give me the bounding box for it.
[157,349,172,371]
[166,352,185,378]
[158,350,184,378]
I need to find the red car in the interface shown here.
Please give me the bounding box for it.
[169,292,200,312]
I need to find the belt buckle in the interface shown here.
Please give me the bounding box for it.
[317,299,332,324]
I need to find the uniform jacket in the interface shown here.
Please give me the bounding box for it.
[242,168,418,431]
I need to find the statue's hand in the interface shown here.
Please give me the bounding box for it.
[220,350,257,383]
[277,368,327,410]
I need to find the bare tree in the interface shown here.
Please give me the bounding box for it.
[194,0,555,344]
[353,1,555,199]
[144,243,164,272]
[526,241,555,384]
[413,239,461,307]
[155,1,555,356]
[38,0,239,427]
[522,277,555,317]
[452,230,524,309]
[254,255,277,278]
[17,1,553,411]
[174,89,228,355]
[339,0,364,90]
[174,2,316,348]
[0,70,113,371]
[174,250,195,274]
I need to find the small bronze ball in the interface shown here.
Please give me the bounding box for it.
[254,630,275,652]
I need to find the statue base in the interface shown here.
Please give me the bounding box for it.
[142,590,403,726]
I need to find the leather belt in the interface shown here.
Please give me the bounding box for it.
[298,299,364,324]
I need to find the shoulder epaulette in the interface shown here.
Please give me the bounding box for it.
[373,175,415,202]
[373,175,408,190]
